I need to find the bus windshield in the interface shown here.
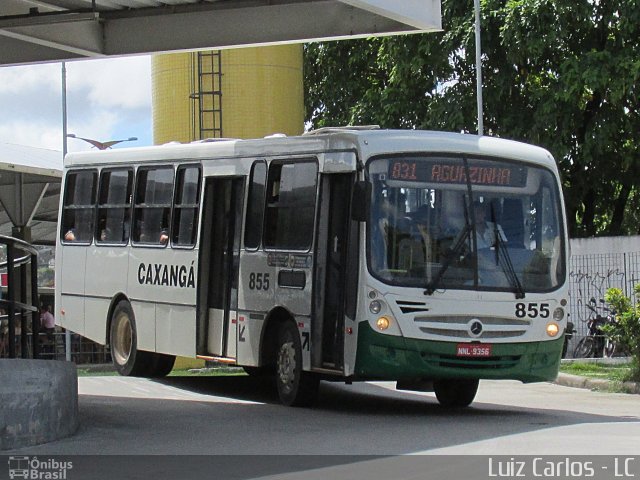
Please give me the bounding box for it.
[367,155,565,293]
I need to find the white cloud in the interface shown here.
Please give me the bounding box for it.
[0,63,60,95]
[67,56,152,110]
[0,56,152,151]
[0,121,61,151]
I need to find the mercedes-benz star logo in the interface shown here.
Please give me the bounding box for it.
[468,319,483,338]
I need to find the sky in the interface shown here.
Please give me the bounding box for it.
[0,55,152,154]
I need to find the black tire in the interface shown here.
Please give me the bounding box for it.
[147,353,176,377]
[562,337,569,358]
[275,322,319,407]
[434,378,479,408]
[243,366,270,377]
[573,337,595,358]
[109,300,153,376]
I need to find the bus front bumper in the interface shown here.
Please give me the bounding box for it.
[354,322,563,384]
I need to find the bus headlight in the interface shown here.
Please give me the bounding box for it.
[546,322,560,337]
[376,316,391,331]
[553,308,564,321]
[369,300,383,314]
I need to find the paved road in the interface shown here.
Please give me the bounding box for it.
[9,374,640,455]
[4,375,639,479]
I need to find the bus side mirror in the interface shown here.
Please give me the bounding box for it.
[351,181,369,222]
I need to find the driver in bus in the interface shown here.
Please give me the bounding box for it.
[473,200,507,249]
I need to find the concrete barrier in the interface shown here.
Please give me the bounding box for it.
[0,359,79,450]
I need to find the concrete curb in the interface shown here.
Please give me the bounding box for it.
[0,359,79,450]
[555,372,640,394]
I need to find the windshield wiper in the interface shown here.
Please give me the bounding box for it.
[424,215,472,296]
[425,158,477,296]
[492,228,525,299]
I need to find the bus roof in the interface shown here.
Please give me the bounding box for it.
[63,129,557,171]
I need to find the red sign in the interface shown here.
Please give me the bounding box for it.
[0,273,7,287]
[456,343,492,357]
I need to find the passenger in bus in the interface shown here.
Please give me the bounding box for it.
[473,200,507,249]
[159,229,169,245]
[64,229,76,241]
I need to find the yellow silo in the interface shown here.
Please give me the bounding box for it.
[152,45,304,144]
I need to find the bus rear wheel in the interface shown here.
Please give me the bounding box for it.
[275,322,319,407]
[110,300,175,377]
[434,378,479,408]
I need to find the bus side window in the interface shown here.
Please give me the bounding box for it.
[133,167,174,246]
[96,168,133,244]
[172,165,201,247]
[264,160,317,250]
[244,161,267,249]
[61,170,97,243]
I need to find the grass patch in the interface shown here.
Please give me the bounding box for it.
[560,362,632,382]
[76,368,117,377]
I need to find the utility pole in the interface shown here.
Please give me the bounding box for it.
[474,0,484,136]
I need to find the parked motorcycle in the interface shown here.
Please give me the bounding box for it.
[572,298,615,358]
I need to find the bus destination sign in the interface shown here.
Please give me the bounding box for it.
[388,159,527,187]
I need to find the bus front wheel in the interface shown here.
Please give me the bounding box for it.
[434,378,479,408]
[275,322,319,407]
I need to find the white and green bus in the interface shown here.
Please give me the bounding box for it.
[55,128,569,407]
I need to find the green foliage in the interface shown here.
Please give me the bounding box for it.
[304,0,640,236]
[605,286,640,381]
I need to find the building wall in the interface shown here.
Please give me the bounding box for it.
[151,53,193,144]
[567,236,640,354]
[570,236,640,256]
[151,45,304,144]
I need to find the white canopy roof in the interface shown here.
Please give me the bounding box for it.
[0,0,442,66]
[0,143,62,244]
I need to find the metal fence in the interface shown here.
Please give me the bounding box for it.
[0,329,111,363]
[0,235,40,359]
[568,250,640,354]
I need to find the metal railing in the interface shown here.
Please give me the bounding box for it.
[0,235,40,359]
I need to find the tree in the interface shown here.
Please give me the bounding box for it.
[304,0,640,237]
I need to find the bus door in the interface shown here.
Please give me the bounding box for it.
[198,177,245,359]
[313,173,353,370]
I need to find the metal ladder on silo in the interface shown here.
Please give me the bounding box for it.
[190,51,223,140]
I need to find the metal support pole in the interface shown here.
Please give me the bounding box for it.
[474,0,484,136]
[62,62,72,362]
[7,243,16,358]
[31,251,40,359]
[20,262,28,358]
